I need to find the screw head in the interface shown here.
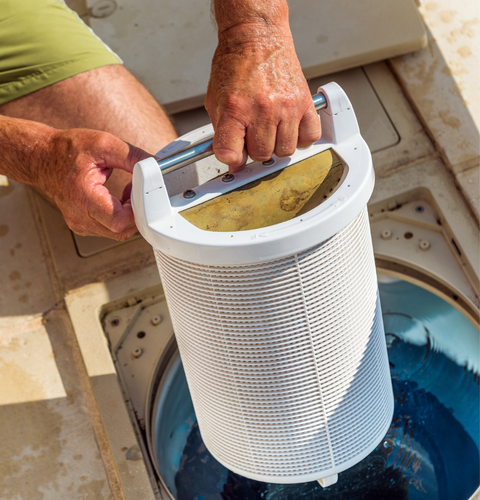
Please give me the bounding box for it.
[126,445,142,461]
[110,317,120,327]
[91,0,117,18]
[381,229,392,240]
[415,205,425,213]
[419,240,431,251]
[183,189,196,199]
[222,173,235,183]
[151,315,162,326]
[132,348,143,359]
[262,158,275,166]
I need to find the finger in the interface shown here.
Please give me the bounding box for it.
[245,121,277,162]
[213,113,247,168]
[95,135,151,174]
[229,146,248,173]
[274,119,299,158]
[71,217,138,241]
[120,182,133,204]
[297,107,322,149]
[85,183,135,234]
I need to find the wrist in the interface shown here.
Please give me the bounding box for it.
[217,24,292,49]
[32,126,61,194]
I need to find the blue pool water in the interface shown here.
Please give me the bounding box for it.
[154,278,480,500]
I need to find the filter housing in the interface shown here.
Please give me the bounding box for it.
[132,83,394,485]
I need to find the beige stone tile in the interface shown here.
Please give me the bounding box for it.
[390,0,480,174]
[32,193,154,293]
[0,182,56,327]
[0,310,113,499]
[457,164,480,220]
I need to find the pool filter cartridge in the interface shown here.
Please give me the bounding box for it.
[132,83,394,486]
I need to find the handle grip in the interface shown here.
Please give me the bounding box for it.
[157,92,327,175]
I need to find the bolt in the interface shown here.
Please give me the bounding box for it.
[132,348,143,359]
[222,173,235,183]
[90,0,117,18]
[183,189,196,199]
[125,445,142,461]
[419,240,431,251]
[110,317,120,327]
[151,315,162,326]
[381,229,392,240]
[262,158,275,166]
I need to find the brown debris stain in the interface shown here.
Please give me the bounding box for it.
[9,270,21,281]
[0,224,9,236]
[457,45,472,58]
[77,479,108,498]
[461,18,479,38]
[438,110,462,129]
[181,149,344,232]
[279,189,310,212]
[18,294,29,303]
[10,242,22,256]
[440,10,457,23]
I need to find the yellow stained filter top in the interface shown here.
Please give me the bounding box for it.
[180,149,344,232]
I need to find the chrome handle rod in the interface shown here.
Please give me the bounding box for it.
[157,92,327,175]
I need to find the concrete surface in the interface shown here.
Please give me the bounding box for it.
[85,0,426,113]
[0,1,478,499]
[0,181,115,499]
[391,0,480,175]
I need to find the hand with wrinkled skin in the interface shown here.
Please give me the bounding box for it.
[206,0,322,172]
[0,115,150,240]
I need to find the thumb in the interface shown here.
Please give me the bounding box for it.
[213,113,247,169]
[100,138,152,174]
[85,183,135,234]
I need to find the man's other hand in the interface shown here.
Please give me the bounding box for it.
[205,8,322,172]
[37,128,150,240]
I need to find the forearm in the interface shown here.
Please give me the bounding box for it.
[0,114,55,187]
[207,0,321,168]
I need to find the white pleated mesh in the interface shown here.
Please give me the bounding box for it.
[154,207,392,480]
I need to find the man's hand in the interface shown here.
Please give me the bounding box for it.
[0,116,150,240]
[38,128,151,240]
[206,0,322,172]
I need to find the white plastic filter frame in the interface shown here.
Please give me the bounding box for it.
[132,83,394,484]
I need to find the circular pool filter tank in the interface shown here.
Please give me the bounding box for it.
[150,276,479,500]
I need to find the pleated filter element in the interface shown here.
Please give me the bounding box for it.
[132,82,394,486]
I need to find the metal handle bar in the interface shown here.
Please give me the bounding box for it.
[157,92,327,174]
